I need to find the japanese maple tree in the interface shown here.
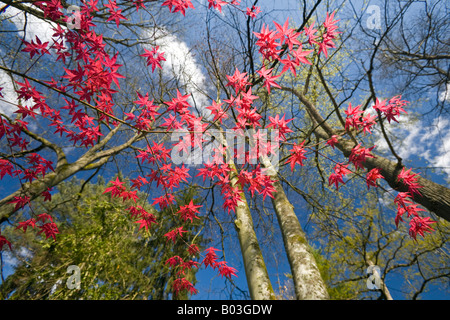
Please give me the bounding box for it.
[0,0,448,300]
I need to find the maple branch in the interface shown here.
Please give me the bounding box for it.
[276,85,450,221]
[17,121,68,168]
[366,50,403,166]
[280,86,335,137]
[315,121,450,222]
[314,63,347,131]
[0,129,144,225]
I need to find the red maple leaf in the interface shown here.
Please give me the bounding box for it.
[366,168,384,189]
[286,141,307,171]
[408,216,436,240]
[273,18,301,51]
[37,222,59,241]
[164,226,187,243]
[328,163,351,190]
[246,6,261,19]
[257,66,281,94]
[177,200,202,223]
[140,46,166,72]
[9,195,30,210]
[0,159,14,179]
[134,212,157,231]
[266,114,293,140]
[397,167,423,196]
[0,232,12,251]
[216,261,238,279]
[103,177,126,198]
[165,255,183,268]
[106,8,127,27]
[162,0,194,16]
[202,247,220,269]
[226,68,250,93]
[16,218,36,233]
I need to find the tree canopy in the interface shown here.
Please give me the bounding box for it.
[0,0,448,300]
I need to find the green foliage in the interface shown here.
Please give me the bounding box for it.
[0,177,203,300]
[311,247,358,300]
[309,190,450,300]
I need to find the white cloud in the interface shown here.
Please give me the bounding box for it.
[0,3,65,116]
[147,27,210,115]
[439,83,450,102]
[374,114,450,182]
[2,251,18,269]
[1,4,59,44]
[426,117,450,181]
[0,68,18,116]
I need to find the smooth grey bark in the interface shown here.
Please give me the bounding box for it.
[259,152,329,300]
[231,176,276,300]
[220,132,276,300]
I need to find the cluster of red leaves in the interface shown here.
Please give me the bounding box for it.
[103,177,139,202]
[284,92,436,240]
[16,213,59,241]
[303,12,340,58]
[0,0,128,254]
[202,247,237,279]
[321,97,435,239]
[140,46,166,73]
[161,0,195,16]
[237,166,276,200]
[392,169,435,238]
[246,5,261,19]
[394,192,436,240]
[328,163,352,191]
[344,103,377,134]
[373,96,408,124]
[162,0,244,16]
[1,109,56,212]
[165,246,236,296]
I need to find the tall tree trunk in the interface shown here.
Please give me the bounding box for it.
[260,152,329,300]
[221,132,276,300]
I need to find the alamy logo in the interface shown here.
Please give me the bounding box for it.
[171,128,280,173]
[366,5,381,30]
[66,5,81,30]
[366,265,382,290]
[66,265,81,290]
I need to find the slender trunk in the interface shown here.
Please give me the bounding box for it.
[260,152,329,300]
[221,132,276,300]
[366,258,393,300]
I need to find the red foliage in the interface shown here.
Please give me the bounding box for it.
[0,1,437,298]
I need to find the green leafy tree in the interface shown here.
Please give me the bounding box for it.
[0,177,203,300]
[309,190,450,300]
